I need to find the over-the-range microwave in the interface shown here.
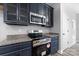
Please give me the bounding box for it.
[30,12,47,25]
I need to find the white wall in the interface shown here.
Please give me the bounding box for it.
[47,3,60,33]
[60,3,76,53]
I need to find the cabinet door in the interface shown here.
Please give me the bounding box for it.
[51,37,58,48]
[51,36,59,54]
[30,3,44,15]
[43,4,49,25]
[19,41,32,56]
[18,3,29,25]
[38,4,44,15]
[4,3,18,24]
[19,47,31,56]
[44,4,53,27]
[0,43,19,55]
[30,3,39,14]
[47,6,53,27]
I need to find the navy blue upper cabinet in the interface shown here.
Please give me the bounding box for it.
[30,3,53,27]
[4,3,29,25]
[4,3,53,27]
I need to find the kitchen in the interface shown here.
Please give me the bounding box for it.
[0,3,60,56]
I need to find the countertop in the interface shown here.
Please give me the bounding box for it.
[0,33,59,46]
[44,33,59,38]
[0,34,32,46]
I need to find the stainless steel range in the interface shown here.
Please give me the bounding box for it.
[28,30,51,56]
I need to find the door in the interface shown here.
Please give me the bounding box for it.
[62,18,76,49]
[66,19,76,47]
[69,19,76,44]
[72,20,76,43]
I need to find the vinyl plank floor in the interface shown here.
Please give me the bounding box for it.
[51,43,79,56]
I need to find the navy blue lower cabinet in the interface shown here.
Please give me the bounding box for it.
[19,47,31,56]
[0,43,19,55]
[0,41,32,56]
[51,36,59,54]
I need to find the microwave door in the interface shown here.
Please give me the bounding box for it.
[30,15,43,25]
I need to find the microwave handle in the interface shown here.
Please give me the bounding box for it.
[43,18,46,25]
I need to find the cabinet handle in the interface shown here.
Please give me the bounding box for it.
[17,4,19,21]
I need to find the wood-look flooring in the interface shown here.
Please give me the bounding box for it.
[50,43,79,56]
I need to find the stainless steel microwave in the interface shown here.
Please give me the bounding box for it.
[30,12,47,25]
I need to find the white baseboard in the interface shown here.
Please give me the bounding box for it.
[57,50,63,54]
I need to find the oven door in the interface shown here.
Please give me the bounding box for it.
[32,42,51,56]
